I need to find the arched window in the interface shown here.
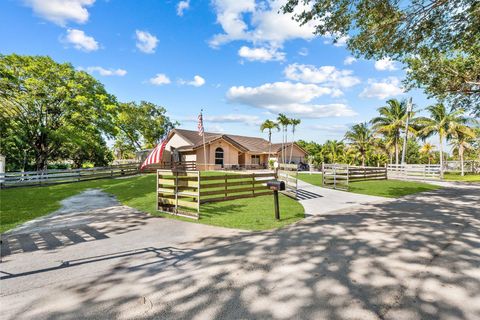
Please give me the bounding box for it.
[215,147,224,166]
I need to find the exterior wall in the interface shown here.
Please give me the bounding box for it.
[277,144,307,163]
[165,134,191,151]
[195,140,240,170]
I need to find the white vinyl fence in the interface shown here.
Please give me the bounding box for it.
[387,164,441,181]
[0,163,140,188]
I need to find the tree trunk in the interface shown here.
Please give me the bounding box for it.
[394,139,399,165]
[289,130,295,163]
[439,136,444,177]
[460,145,464,176]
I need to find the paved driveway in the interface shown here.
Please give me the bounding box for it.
[1,183,479,319]
[296,179,390,216]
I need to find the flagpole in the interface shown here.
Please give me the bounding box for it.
[201,109,208,171]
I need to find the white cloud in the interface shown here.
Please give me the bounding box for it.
[24,0,95,26]
[238,46,285,62]
[374,58,397,71]
[284,64,361,88]
[209,0,316,49]
[135,30,158,54]
[149,73,171,85]
[176,0,190,16]
[344,56,357,65]
[206,114,261,125]
[179,75,206,87]
[360,77,404,99]
[310,124,348,133]
[298,47,309,56]
[323,32,349,47]
[182,114,262,125]
[64,29,99,52]
[226,81,356,118]
[84,66,127,76]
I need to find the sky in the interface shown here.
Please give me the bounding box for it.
[0,0,436,144]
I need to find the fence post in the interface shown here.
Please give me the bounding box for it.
[252,172,255,196]
[174,172,179,214]
[224,174,228,200]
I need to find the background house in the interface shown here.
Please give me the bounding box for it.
[160,129,307,170]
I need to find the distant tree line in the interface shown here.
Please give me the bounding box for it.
[0,54,176,171]
[296,99,479,175]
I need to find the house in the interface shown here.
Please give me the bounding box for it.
[160,128,308,170]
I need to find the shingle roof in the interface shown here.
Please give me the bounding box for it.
[172,128,292,154]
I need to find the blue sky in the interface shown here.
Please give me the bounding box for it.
[1,0,435,144]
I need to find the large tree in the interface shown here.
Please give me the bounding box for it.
[282,0,479,115]
[418,104,471,175]
[344,122,375,166]
[371,99,416,165]
[260,119,280,160]
[0,54,117,170]
[114,101,176,152]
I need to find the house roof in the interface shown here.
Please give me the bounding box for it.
[170,128,308,155]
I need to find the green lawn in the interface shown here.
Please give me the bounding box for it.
[298,173,441,198]
[0,172,304,233]
[443,172,480,182]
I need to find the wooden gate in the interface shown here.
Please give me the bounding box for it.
[322,164,349,190]
[157,169,200,218]
[277,163,298,198]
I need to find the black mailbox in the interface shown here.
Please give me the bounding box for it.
[267,180,285,191]
[267,180,285,220]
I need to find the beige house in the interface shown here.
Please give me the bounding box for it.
[160,129,308,170]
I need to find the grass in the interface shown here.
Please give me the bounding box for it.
[0,172,304,233]
[298,172,441,198]
[443,172,480,182]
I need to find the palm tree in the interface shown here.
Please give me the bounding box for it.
[277,113,290,163]
[344,122,375,166]
[260,119,280,161]
[449,127,475,176]
[419,143,436,165]
[371,99,415,165]
[418,104,470,175]
[322,140,344,164]
[288,118,301,163]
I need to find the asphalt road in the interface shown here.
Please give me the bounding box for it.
[1,183,479,320]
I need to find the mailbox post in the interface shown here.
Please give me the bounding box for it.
[267,180,285,220]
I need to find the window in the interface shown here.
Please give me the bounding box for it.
[215,147,224,166]
[251,154,260,165]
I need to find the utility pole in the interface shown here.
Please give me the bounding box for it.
[401,97,413,164]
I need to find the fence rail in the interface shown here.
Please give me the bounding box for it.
[156,170,279,219]
[387,164,441,180]
[0,163,140,188]
[322,164,387,190]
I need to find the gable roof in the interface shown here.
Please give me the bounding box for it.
[169,128,308,155]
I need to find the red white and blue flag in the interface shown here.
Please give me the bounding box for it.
[140,137,168,170]
[198,111,204,136]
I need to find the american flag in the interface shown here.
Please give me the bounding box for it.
[140,137,168,170]
[198,111,204,136]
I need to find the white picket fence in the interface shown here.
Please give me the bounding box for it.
[387,164,441,181]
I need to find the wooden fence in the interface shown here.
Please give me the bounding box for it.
[0,163,140,188]
[156,170,278,218]
[322,164,387,190]
[157,170,201,218]
[387,164,441,180]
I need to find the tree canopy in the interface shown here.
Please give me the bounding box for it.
[282,0,479,114]
[0,54,176,170]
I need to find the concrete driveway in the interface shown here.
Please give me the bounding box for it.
[296,179,390,216]
[1,183,479,319]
